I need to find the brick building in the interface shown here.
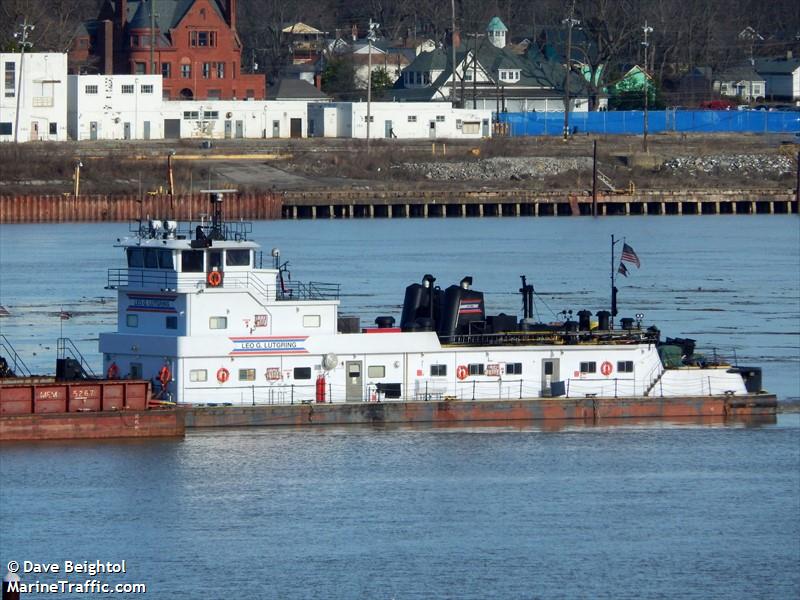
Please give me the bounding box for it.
[69,0,264,100]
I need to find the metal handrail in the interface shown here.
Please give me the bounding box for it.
[57,337,98,378]
[0,335,32,378]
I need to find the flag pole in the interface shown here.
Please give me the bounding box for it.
[610,234,620,329]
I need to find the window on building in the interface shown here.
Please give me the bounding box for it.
[190,369,207,382]
[303,315,321,328]
[126,314,139,327]
[580,362,596,374]
[506,363,522,375]
[49,123,57,135]
[368,366,385,378]
[617,361,634,373]
[4,62,14,98]
[130,363,143,379]
[217,62,225,78]
[364,115,374,122]
[85,85,98,94]
[469,363,485,376]
[294,367,311,380]
[141,84,153,94]
[202,63,211,79]
[166,316,178,329]
[183,111,199,120]
[246,89,255,99]
[162,63,171,78]
[423,72,430,84]
[238,369,256,381]
[226,249,250,266]
[205,110,219,119]
[430,364,447,377]
[465,71,473,81]
[135,62,146,75]
[181,64,191,79]
[207,89,222,100]
[462,121,480,134]
[0,123,11,135]
[408,115,417,123]
[121,84,134,94]
[181,250,204,272]
[209,316,228,330]
[131,35,138,47]
[436,115,445,122]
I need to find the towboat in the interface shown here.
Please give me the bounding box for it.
[96,191,770,413]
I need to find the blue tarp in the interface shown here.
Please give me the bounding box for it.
[497,110,800,136]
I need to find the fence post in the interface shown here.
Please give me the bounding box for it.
[252,385,255,406]
[519,379,523,399]
[291,384,294,405]
[472,380,476,401]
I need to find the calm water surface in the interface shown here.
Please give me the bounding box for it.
[0,216,799,598]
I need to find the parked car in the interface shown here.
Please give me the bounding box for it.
[699,99,739,110]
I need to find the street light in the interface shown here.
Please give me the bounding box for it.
[13,20,35,144]
[562,1,579,141]
[642,21,653,153]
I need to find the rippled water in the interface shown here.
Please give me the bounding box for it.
[1,416,798,599]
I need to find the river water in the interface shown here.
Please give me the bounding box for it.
[0,216,799,598]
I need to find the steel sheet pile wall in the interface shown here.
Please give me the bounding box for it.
[499,110,800,136]
[0,192,283,223]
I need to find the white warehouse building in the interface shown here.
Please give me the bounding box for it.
[0,53,68,142]
[308,102,493,139]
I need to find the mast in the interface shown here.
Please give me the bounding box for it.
[610,234,619,328]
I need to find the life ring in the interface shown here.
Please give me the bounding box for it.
[456,365,469,380]
[207,270,223,287]
[217,367,230,384]
[106,362,119,379]
[600,361,613,376]
[158,365,171,387]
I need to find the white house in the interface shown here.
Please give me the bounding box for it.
[68,74,163,141]
[0,52,68,142]
[161,100,309,139]
[307,102,492,139]
[713,65,766,102]
[755,54,800,101]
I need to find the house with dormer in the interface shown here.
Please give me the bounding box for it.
[69,0,265,100]
[390,17,592,112]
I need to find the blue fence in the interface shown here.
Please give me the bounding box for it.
[497,110,800,136]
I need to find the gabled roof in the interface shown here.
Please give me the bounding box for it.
[268,79,329,100]
[716,64,765,82]
[487,17,508,32]
[754,56,800,74]
[283,22,324,35]
[115,0,226,33]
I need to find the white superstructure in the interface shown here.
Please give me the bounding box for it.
[99,196,751,405]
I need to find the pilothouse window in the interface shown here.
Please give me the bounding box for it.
[144,248,159,268]
[226,249,250,266]
[158,250,174,270]
[181,251,204,272]
[127,248,144,268]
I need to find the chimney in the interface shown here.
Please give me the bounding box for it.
[103,20,114,74]
[117,0,127,31]
[228,0,237,31]
[314,72,322,90]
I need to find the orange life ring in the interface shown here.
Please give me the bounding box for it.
[106,362,119,379]
[207,270,223,287]
[456,365,469,380]
[159,365,171,387]
[600,361,613,377]
[217,367,230,383]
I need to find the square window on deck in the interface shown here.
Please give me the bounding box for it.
[368,366,385,378]
[209,316,227,329]
[166,316,178,329]
[190,369,207,382]
[579,362,596,374]
[294,367,312,380]
[303,315,321,328]
[430,364,447,377]
[506,363,522,375]
[181,250,204,272]
[238,369,256,381]
[468,364,484,376]
[126,314,138,328]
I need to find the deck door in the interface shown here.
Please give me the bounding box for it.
[346,360,363,402]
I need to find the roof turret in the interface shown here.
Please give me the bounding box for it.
[129,0,156,30]
[487,17,508,32]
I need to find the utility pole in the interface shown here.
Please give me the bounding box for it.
[473,32,478,109]
[12,19,35,144]
[642,20,653,153]
[562,0,579,141]
[367,36,372,151]
[150,0,157,75]
[450,0,458,108]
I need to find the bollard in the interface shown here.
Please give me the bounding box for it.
[3,572,20,600]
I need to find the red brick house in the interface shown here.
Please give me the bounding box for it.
[69,0,265,100]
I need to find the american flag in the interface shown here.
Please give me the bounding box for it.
[617,262,629,277]
[59,310,72,320]
[621,243,640,268]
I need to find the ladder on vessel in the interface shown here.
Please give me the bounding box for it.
[57,337,98,379]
